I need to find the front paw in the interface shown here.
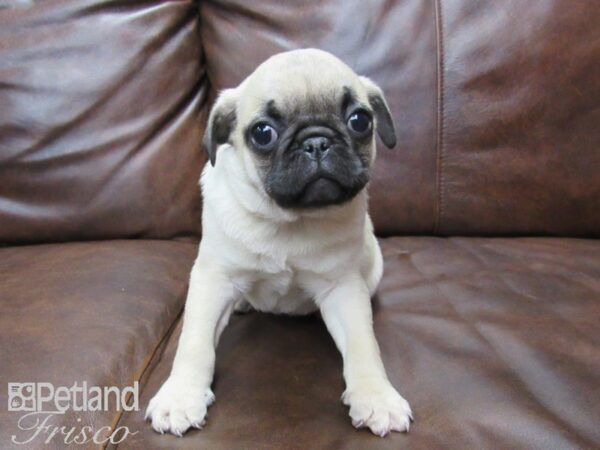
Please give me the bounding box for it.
[145,377,215,437]
[342,381,413,437]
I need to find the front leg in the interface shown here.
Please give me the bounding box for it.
[318,274,413,437]
[145,256,236,436]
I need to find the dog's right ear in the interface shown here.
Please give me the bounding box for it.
[202,89,238,166]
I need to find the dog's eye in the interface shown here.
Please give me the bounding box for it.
[347,111,372,135]
[251,123,278,148]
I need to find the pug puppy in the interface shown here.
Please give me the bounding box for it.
[145,48,413,437]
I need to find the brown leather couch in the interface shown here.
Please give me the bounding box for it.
[1,1,599,449]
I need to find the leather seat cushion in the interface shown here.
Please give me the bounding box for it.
[0,240,197,449]
[115,237,600,450]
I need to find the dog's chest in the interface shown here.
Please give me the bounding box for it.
[248,275,316,315]
[234,255,319,315]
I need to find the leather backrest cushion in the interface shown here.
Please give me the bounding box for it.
[2,0,598,241]
[0,0,207,244]
[438,0,600,236]
[200,0,600,237]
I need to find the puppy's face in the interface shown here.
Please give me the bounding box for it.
[203,49,396,209]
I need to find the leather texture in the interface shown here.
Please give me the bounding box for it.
[0,240,197,450]
[114,237,600,450]
[0,0,208,244]
[436,0,600,236]
[199,0,600,236]
[2,0,598,238]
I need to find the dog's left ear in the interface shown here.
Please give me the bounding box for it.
[359,76,396,149]
[203,89,238,166]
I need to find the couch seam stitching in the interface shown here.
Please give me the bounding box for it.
[106,307,185,450]
[434,0,446,234]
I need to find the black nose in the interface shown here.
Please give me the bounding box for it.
[302,136,331,159]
